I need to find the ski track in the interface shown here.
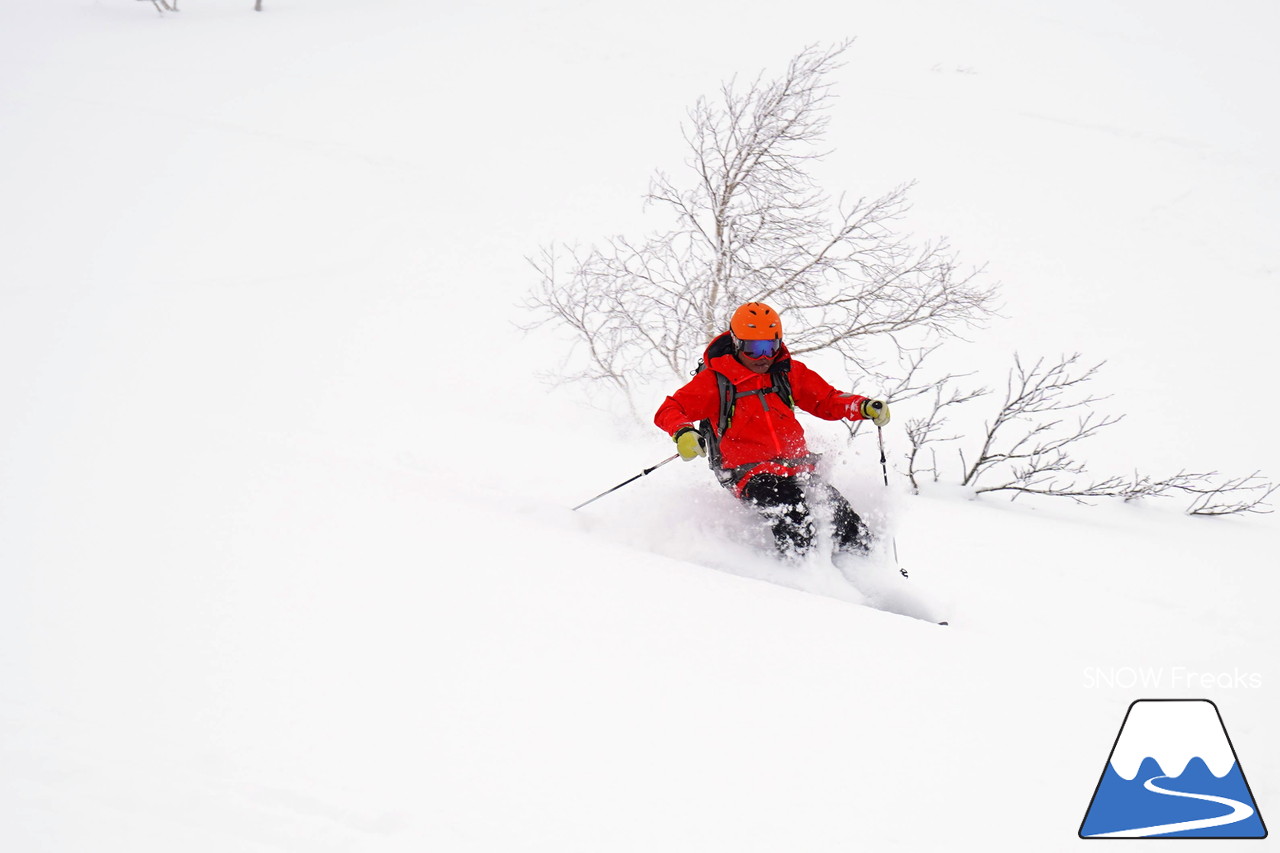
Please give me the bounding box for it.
[1084,775,1256,838]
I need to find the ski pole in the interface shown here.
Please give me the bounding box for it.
[876,422,889,487]
[572,454,680,511]
[877,424,905,575]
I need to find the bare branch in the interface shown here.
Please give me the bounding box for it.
[961,353,1117,488]
[904,376,990,492]
[1147,470,1279,516]
[525,42,997,412]
[947,354,1276,515]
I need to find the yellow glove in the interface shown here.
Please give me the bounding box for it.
[673,426,706,461]
[859,399,891,427]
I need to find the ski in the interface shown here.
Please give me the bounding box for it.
[834,552,948,625]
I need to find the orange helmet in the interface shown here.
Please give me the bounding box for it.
[730,302,782,341]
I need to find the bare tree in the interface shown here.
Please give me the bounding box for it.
[904,377,989,491]
[1116,470,1278,516]
[525,42,996,408]
[959,354,1123,500]
[908,352,1277,515]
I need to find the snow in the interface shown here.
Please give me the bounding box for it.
[2,1,1276,851]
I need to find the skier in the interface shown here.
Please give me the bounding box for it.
[654,302,891,558]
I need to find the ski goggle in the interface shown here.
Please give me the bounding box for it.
[737,338,781,359]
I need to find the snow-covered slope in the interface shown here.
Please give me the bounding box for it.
[2,2,1276,851]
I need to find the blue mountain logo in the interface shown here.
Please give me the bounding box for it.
[1080,699,1267,838]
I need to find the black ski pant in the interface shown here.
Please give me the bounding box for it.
[739,472,869,558]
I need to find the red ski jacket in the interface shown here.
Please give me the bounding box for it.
[654,341,869,494]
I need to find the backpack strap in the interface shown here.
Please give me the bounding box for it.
[697,371,736,470]
[730,365,793,414]
[770,359,794,409]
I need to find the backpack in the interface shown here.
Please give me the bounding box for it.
[693,332,795,479]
